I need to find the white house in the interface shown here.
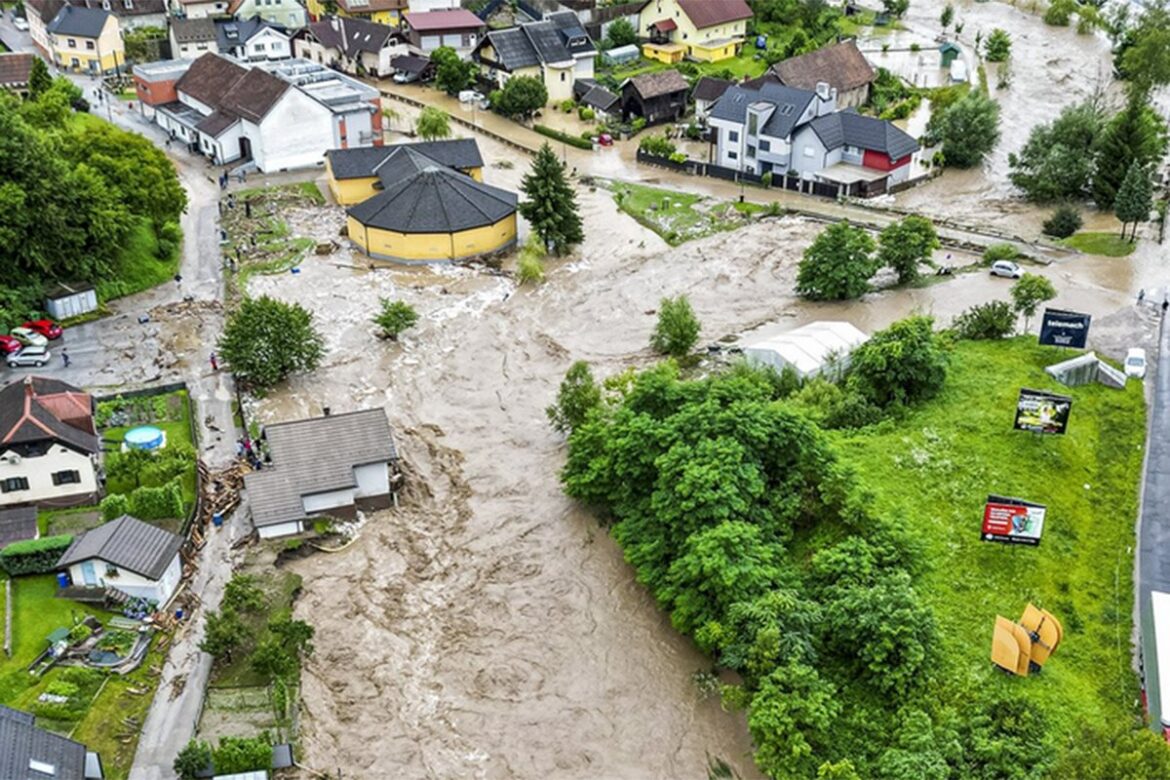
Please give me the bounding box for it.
[57,515,184,605]
[789,108,920,193]
[293,16,408,78]
[143,53,382,172]
[472,11,596,103]
[244,409,398,539]
[172,0,230,20]
[741,321,868,380]
[228,0,305,29]
[708,79,836,175]
[0,377,101,510]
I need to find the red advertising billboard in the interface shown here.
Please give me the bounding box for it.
[981,495,1046,546]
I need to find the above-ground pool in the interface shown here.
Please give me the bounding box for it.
[123,426,166,451]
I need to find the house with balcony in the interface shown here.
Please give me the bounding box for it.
[473,12,596,104]
[638,0,751,63]
[293,16,408,78]
[305,0,405,25]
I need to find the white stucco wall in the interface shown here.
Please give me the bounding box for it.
[68,552,181,604]
[0,446,97,508]
[244,28,290,60]
[182,0,228,19]
[353,462,389,499]
[257,520,304,539]
[254,89,334,171]
[301,486,355,515]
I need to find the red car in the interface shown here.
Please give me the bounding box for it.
[22,320,63,340]
[0,335,22,355]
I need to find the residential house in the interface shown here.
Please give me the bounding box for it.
[402,8,485,56]
[57,515,184,604]
[215,18,292,60]
[707,79,836,174]
[0,705,104,780]
[638,0,751,63]
[132,58,189,114]
[0,506,38,552]
[0,53,36,95]
[473,11,596,103]
[25,0,62,56]
[76,0,167,32]
[789,108,919,194]
[326,137,484,203]
[305,0,405,25]
[172,0,230,20]
[293,16,408,78]
[0,377,101,510]
[139,54,382,171]
[407,0,459,11]
[228,0,306,30]
[572,77,619,119]
[168,17,215,58]
[620,68,688,124]
[244,409,398,539]
[767,40,875,109]
[692,75,732,120]
[46,6,124,74]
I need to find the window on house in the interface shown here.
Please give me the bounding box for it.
[254,42,265,50]
[1,477,29,493]
[747,145,756,159]
[728,150,737,160]
[760,140,770,152]
[105,565,120,577]
[52,470,81,486]
[86,40,94,50]
[747,114,757,135]
[67,38,77,48]
[803,146,815,157]
[560,72,565,81]
[728,130,738,142]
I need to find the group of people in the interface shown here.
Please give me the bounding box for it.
[236,436,268,470]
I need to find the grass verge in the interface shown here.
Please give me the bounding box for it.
[1063,231,1137,257]
[833,337,1145,743]
[609,181,774,245]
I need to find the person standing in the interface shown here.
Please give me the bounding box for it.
[62,349,70,368]
[210,352,218,371]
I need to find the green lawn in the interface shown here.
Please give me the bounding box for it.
[209,570,303,688]
[70,647,164,780]
[1063,231,1137,257]
[833,338,1146,742]
[610,181,774,245]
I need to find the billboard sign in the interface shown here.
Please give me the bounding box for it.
[1039,309,1091,349]
[1014,388,1072,435]
[982,495,1047,546]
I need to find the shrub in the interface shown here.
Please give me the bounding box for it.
[1042,205,1083,238]
[68,623,93,644]
[175,740,213,780]
[561,99,575,112]
[126,480,184,520]
[650,295,700,358]
[0,534,74,575]
[638,134,676,157]
[1044,0,1075,25]
[212,735,273,774]
[517,252,545,284]
[100,493,130,521]
[848,316,949,409]
[982,243,1019,263]
[669,151,687,164]
[534,124,593,150]
[578,106,595,121]
[373,299,419,340]
[631,117,647,133]
[951,301,1015,340]
[546,361,602,434]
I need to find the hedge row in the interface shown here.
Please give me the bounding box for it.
[0,534,74,575]
[534,124,594,150]
[100,480,184,521]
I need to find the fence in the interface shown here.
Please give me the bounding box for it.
[636,149,844,198]
[380,91,539,157]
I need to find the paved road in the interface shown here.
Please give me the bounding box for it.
[1138,310,1170,701]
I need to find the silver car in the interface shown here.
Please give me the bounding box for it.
[990,260,1022,279]
[7,345,50,367]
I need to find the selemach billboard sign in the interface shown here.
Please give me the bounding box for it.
[1014,388,1072,435]
[1039,309,1091,349]
[982,495,1047,546]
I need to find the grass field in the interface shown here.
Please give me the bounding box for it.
[1063,231,1137,257]
[833,337,1146,740]
[94,218,181,303]
[609,181,776,245]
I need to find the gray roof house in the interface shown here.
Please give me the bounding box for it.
[46,5,110,38]
[57,515,185,605]
[244,409,398,539]
[473,12,596,101]
[692,75,733,120]
[293,16,407,78]
[0,705,104,779]
[573,77,620,117]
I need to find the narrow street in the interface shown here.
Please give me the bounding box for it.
[1138,309,1170,688]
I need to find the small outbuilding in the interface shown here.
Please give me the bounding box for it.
[621,69,689,125]
[0,506,38,552]
[740,321,868,379]
[602,43,640,65]
[44,283,98,321]
[57,515,185,605]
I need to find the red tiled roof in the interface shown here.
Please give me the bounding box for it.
[0,376,98,454]
[0,53,36,87]
[677,0,751,29]
[650,18,676,31]
[404,8,484,32]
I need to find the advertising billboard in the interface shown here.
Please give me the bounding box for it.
[982,495,1047,546]
[1014,388,1072,435]
[1039,309,1091,349]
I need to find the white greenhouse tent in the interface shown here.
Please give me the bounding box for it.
[740,321,868,379]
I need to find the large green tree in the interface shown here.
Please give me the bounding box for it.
[848,316,948,408]
[492,75,547,119]
[415,106,451,141]
[518,143,584,255]
[934,90,1001,168]
[199,609,249,663]
[1115,160,1153,240]
[27,57,51,99]
[546,360,602,435]
[796,221,876,300]
[877,215,940,284]
[650,294,700,358]
[1008,102,1103,201]
[603,17,637,49]
[1051,724,1170,779]
[217,295,324,389]
[984,29,1012,61]
[431,45,476,94]
[1010,273,1056,332]
[1092,95,1168,208]
[1118,0,1170,97]
[748,662,841,780]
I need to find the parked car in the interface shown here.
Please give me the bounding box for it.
[393,71,417,84]
[990,260,1022,279]
[13,16,29,30]
[0,335,22,355]
[7,345,50,367]
[22,319,63,340]
[10,327,48,347]
[458,90,485,104]
[1126,348,1148,379]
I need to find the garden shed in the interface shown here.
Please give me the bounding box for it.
[740,321,868,379]
[44,283,98,320]
[602,44,640,65]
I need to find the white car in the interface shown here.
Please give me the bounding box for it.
[1125,348,1147,379]
[7,345,50,368]
[13,16,29,30]
[990,260,1022,279]
[10,327,48,348]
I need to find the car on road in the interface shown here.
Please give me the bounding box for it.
[392,71,417,84]
[6,345,50,367]
[21,319,63,340]
[990,260,1022,279]
[1126,348,1148,379]
[12,16,29,30]
[10,327,48,348]
[0,335,23,355]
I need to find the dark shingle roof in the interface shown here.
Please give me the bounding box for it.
[771,40,875,93]
[482,26,540,70]
[218,67,290,122]
[57,515,183,581]
[195,109,238,136]
[0,53,36,88]
[627,69,689,99]
[244,409,397,529]
[216,18,284,53]
[807,108,919,159]
[46,5,110,38]
[0,376,98,455]
[547,11,595,56]
[327,138,484,179]
[175,53,248,109]
[348,166,516,233]
[0,705,89,780]
[56,519,182,580]
[71,0,166,17]
[709,80,817,139]
[479,17,586,71]
[0,506,37,550]
[27,0,65,25]
[692,75,733,103]
[171,17,216,44]
[308,16,400,58]
[580,84,619,112]
[390,54,430,75]
[676,0,752,29]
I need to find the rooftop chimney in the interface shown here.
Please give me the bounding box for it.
[323,406,331,416]
[815,81,831,102]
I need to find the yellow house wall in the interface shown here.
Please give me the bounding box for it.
[642,43,684,64]
[328,165,484,204]
[689,40,740,62]
[348,212,516,262]
[306,0,325,17]
[54,16,124,73]
[638,0,747,50]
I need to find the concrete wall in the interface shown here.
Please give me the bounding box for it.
[243,27,291,60]
[182,0,229,19]
[301,486,355,514]
[0,446,98,509]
